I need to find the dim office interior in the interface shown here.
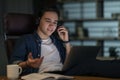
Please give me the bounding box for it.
[1,0,120,78]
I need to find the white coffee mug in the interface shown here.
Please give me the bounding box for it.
[7,64,22,79]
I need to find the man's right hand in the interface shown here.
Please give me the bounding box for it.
[26,52,44,68]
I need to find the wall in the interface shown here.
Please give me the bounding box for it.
[0,36,8,76]
[0,0,5,35]
[0,0,7,76]
[5,0,33,14]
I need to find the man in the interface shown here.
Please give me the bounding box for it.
[10,7,71,75]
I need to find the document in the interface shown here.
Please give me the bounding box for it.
[21,73,74,80]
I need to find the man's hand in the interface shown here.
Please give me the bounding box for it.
[57,26,69,42]
[26,52,44,68]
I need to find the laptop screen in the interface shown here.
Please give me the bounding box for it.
[62,46,101,71]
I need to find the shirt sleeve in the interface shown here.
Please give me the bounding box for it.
[9,36,28,64]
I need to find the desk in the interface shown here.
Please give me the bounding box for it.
[74,76,120,80]
[0,76,120,80]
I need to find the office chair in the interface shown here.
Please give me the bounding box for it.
[4,13,36,60]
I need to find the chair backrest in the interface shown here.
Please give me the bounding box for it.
[4,13,36,60]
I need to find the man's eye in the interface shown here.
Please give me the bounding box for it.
[46,20,51,22]
[54,22,57,25]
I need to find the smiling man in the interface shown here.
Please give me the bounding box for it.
[10,7,71,75]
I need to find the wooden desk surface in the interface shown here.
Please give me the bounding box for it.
[0,76,120,80]
[74,76,120,80]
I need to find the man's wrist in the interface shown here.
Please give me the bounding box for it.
[26,60,29,67]
[62,40,70,44]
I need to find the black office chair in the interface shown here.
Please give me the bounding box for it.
[4,13,36,60]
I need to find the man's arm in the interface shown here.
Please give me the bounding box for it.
[64,42,71,56]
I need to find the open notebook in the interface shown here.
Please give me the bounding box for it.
[21,73,74,80]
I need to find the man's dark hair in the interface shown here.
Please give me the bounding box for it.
[38,7,60,19]
[35,6,61,28]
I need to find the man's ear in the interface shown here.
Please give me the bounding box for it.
[36,18,40,25]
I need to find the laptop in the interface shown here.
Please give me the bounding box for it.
[47,46,100,74]
[62,46,101,71]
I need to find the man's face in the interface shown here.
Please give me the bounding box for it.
[37,11,58,39]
